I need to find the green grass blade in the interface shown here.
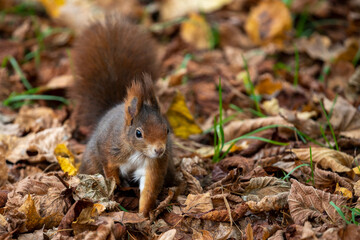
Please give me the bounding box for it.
[3,94,69,106]
[8,56,32,90]
[282,163,310,180]
[330,201,352,224]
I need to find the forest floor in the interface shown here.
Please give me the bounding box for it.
[0,0,360,239]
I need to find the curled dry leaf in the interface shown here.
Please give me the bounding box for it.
[5,172,71,232]
[14,106,61,133]
[280,108,321,138]
[180,13,212,50]
[158,229,177,240]
[4,126,71,164]
[288,179,349,227]
[324,96,360,139]
[246,192,289,212]
[290,147,354,173]
[242,177,291,202]
[254,74,283,96]
[183,192,213,214]
[181,165,203,194]
[160,0,232,20]
[312,167,353,191]
[166,92,202,139]
[181,156,207,176]
[58,199,94,236]
[17,194,64,232]
[187,203,248,222]
[245,0,292,46]
[54,143,78,176]
[72,217,126,239]
[0,154,8,187]
[223,116,291,142]
[192,229,213,240]
[69,174,117,210]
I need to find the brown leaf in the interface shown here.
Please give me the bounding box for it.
[223,116,292,142]
[181,165,203,194]
[188,203,248,222]
[245,0,292,46]
[192,229,213,240]
[14,106,61,133]
[246,192,289,212]
[69,174,117,210]
[324,96,360,139]
[18,228,46,240]
[183,192,213,214]
[6,173,70,226]
[101,211,147,224]
[159,229,177,240]
[160,0,232,20]
[312,168,354,191]
[3,126,71,164]
[73,217,126,240]
[242,177,291,202]
[0,154,8,187]
[290,148,354,173]
[180,13,212,50]
[288,179,349,227]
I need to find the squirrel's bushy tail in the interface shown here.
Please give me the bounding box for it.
[70,16,159,128]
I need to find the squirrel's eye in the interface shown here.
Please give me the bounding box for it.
[135,129,142,138]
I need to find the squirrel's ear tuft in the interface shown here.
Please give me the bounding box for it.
[142,73,160,109]
[125,81,143,125]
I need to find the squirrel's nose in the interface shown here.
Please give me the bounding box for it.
[154,147,164,156]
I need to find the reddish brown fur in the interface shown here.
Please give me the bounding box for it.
[73,16,177,217]
[70,16,159,129]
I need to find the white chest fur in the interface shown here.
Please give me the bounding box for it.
[119,151,147,192]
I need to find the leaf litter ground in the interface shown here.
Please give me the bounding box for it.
[0,0,360,239]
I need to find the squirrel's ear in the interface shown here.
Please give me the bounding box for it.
[142,73,160,109]
[125,82,143,125]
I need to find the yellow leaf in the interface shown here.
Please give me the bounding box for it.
[335,183,353,199]
[54,143,77,176]
[18,195,43,231]
[38,0,65,18]
[255,76,283,95]
[166,92,202,139]
[180,13,213,50]
[245,0,292,46]
[353,166,360,175]
[17,194,64,232]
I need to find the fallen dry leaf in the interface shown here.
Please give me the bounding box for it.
[166,92,202,139]
[334,183,352,199]
[4,126,71,164]
[288,179,349,228]
[14,105,61,133]
[180,13,213,50]
[324,96,360,139]
[183,192,213,214]
[290,147,354,173]
[69,174,117,210]
[255,74,283,96]
[160,0,232,20]
[192,229,213,240]
[223,116,292,142]
[245,0,292,46]
[242,177,291,202]
[54,143,78,176]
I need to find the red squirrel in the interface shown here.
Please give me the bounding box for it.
[70,16,176,216]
